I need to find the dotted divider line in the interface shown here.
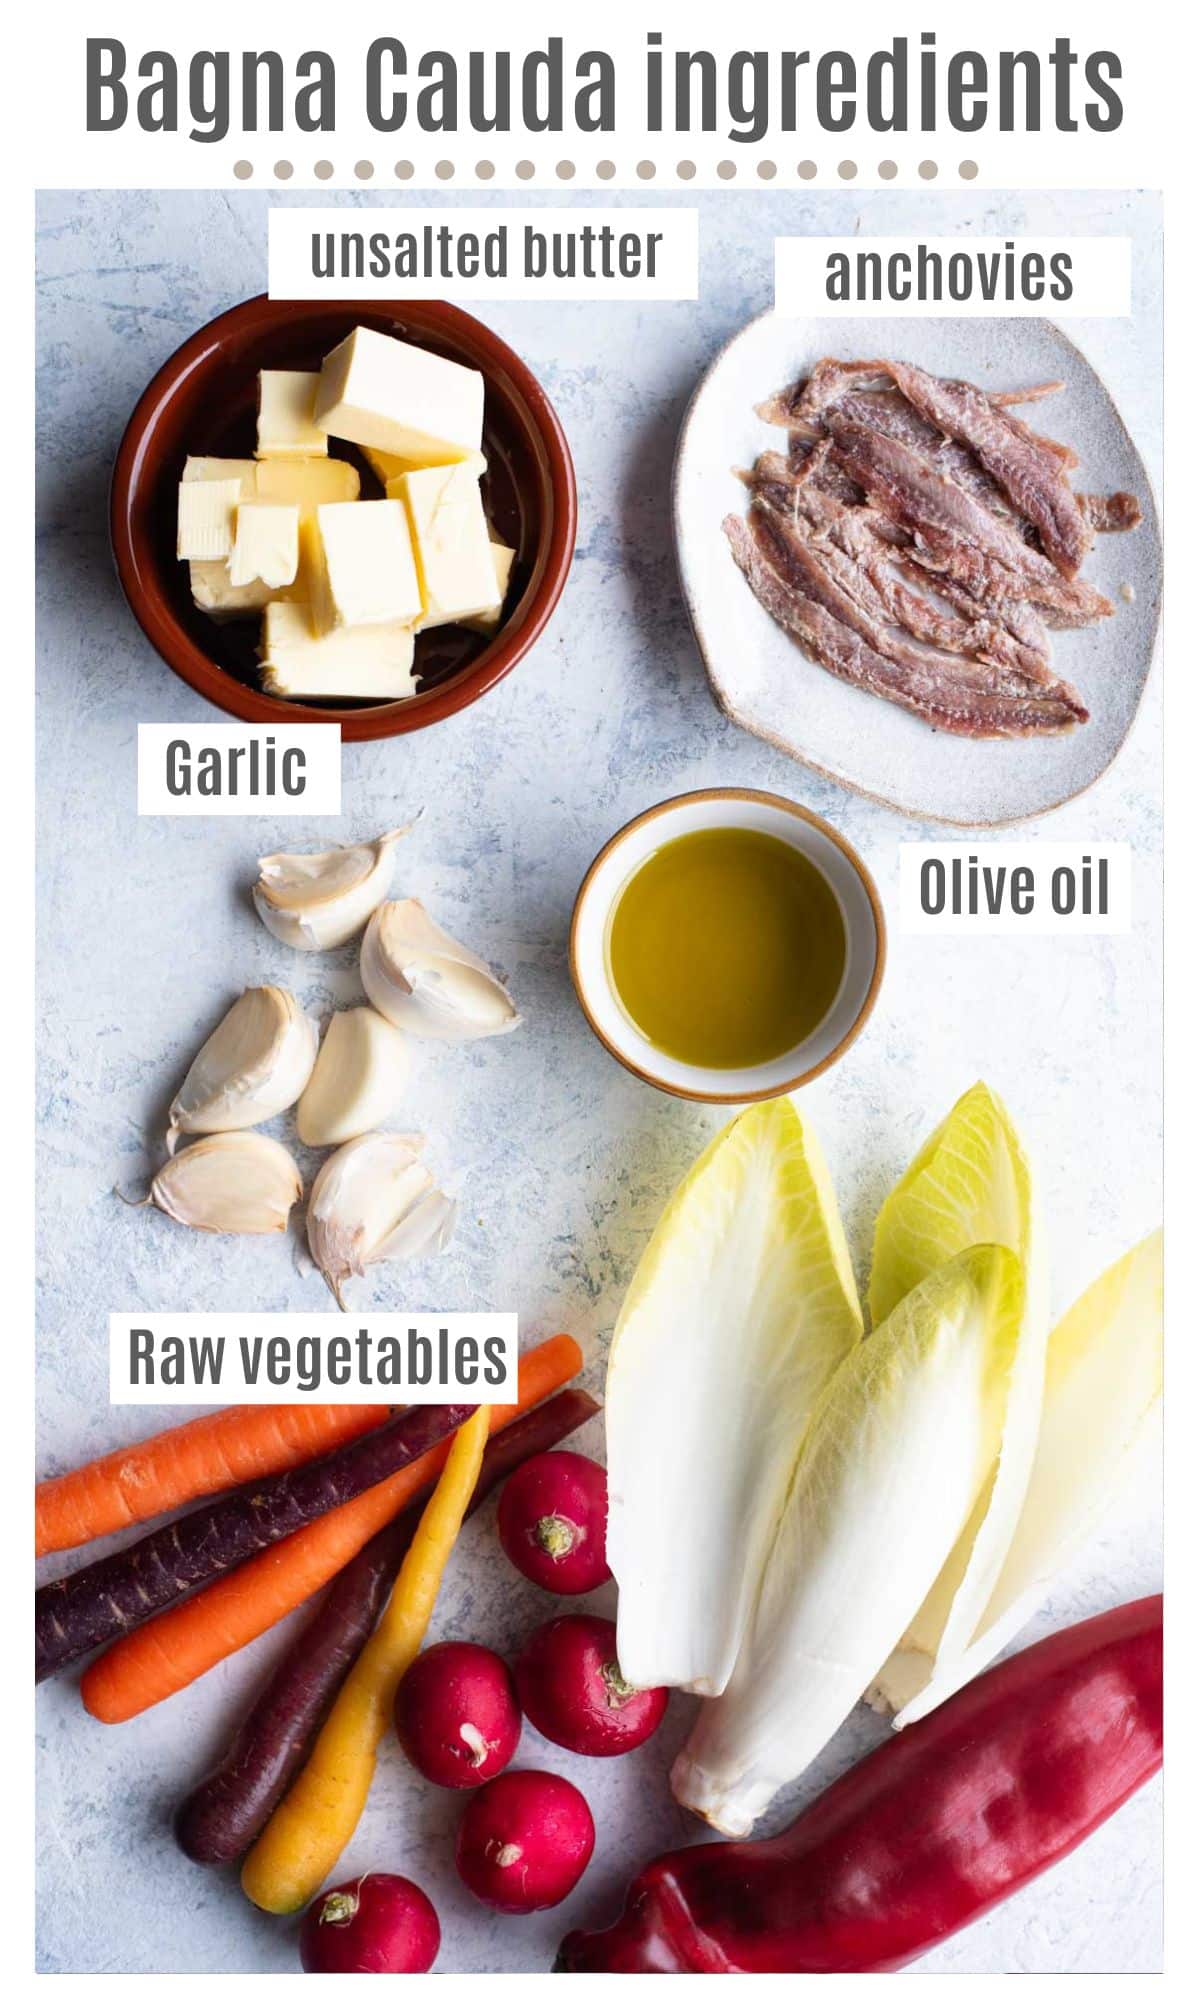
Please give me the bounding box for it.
[238,158,981,184]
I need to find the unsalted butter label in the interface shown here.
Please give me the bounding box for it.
[898,842,1132,935]
[269,206,698,301]
[137,723,341,815]
[110,1312,518,1403]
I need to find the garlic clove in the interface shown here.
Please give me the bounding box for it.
[370,1190,457,1265]
[296,1007,411,1148]
[360,899,521,1041]
[253,824,414,951]
[167,986,319,1154]
[306,1131,456,1308]
[149,1132,302,1234]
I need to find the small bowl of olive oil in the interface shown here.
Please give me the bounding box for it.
[570,789,885,1101]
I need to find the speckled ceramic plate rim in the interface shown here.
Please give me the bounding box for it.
[672,310,1162,828]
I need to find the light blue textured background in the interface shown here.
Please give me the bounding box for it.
[36,187,1162,1975]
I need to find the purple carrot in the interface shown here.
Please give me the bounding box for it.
[175,1388,600,1864]
[35,1403,477,1681]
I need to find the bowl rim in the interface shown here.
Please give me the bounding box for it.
[109,292,577,742]
[569,786,887,1103]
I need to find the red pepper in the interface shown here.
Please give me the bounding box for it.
[557,1595,1162,1973]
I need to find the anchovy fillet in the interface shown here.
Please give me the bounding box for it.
[726,355,1141,741]
[826,419,1113,625]
[726,512,1087,739]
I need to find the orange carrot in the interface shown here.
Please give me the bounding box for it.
[36,1404,389,1558]
[80,1335,583,1725]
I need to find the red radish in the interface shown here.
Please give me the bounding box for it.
[516,1615,668,1758]
[299,1873,440,1973]
[395,1641,521,1789]
[497,1450,609,1595]
[455,1770,595,1912]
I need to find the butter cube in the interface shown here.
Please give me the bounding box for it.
[256,371,327,459]
[189,562,275,619]
[463,541,517,634]
[364,444,488,488]
[390,465,502,630]
[185,460,356,616]
[229,503,300,589]
[257,458,361,613]
[316,326,484,468]
[182,456,258,493]
[177,477,243,560]
[182,460,262,616]
[254,457,360,516]
[183,460,350,620]
[311,499,422,633]
[260,602,417,702]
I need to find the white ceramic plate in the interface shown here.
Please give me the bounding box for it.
[673,314,1161,826]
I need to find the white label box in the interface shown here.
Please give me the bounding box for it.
[137,724,342,815]
[110,1313,518,1404]
[897,843,1132,936]
[269,206,698,300]
[775,236,1131,317]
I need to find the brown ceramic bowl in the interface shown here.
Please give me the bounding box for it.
[111,295,577,739]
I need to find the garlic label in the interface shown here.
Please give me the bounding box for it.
[167,985,318,1153]
[360,899,521,1041]
[149,1132,302,1235]
[254,825,413,952]
[297,1007,411,1148]
[307,1131,456,1308]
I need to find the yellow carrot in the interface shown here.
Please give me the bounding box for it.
[240,1405,490,1915]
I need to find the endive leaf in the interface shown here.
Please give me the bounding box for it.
[867,1084,1049,1710]
[607,1098,862,1698]
[892,1230,1163,1727]
[672,1243,1023,1837]
[869,1081,1039,1327]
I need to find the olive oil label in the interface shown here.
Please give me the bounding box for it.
[898,843,1131,935]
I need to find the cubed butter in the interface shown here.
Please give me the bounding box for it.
[256,371,327,459]
[389,464,503,630]
[463,541,517,634]
[183,462,356,620]
[315,326,484,467]
[229,503,300,589]
[182,460,263,615]
[311,499,422,633]
[189,562,275,619]
[363,444,488,488]
[254,456,360,516]
[260,601,417,702]
[182,455,258,494]
[177,477,243,560]
[257,459,361,614]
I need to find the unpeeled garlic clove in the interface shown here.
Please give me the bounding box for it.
[360,899,521,1041]
[167,986,318,1153]
[296,1007,411,1148]
[307,1131,456,1309]
[253,825,413,951]
[149,1132,302,1235]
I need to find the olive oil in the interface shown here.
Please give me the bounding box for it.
[606,827,847,1069]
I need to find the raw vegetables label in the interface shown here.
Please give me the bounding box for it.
[109,1313,517,1403]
